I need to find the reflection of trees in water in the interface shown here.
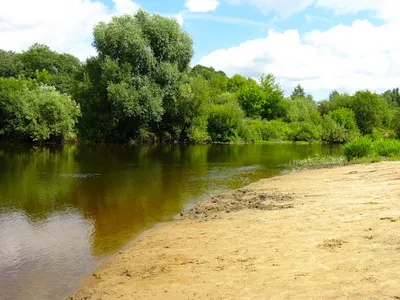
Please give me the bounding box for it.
[0,145,80,219]
[0,143,342,256]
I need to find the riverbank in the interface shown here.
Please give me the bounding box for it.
[74,161,400,299]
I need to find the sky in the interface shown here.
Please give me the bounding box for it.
[1,0,400,99]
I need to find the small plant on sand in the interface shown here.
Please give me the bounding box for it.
[289,155,346,169]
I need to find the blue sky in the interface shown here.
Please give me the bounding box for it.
[0,0,399,99]
[102,0,384,63]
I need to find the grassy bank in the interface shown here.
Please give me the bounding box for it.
[288,138,400,170]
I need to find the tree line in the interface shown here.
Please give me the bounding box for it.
[0,10,399,143]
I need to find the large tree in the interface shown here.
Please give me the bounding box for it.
[351,90,388,134]
[76,10,193,141]
[17,44,82,94]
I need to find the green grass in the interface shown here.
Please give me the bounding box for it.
[288,155,347,169]
[343,138,400,161]
[343,137,374,160]
[374,139,400,157]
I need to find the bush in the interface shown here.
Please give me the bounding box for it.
[207,103,244,142]
[374,139,400,157]
[288,122,321,142]
[351,90,388,134]
[239,119,290,142]
[0,78,81,142]
[259,120,290,141]
[343,137,374,160]
[392,109,400,139]
[329,107,358,132]
[321,115,359,143]
[238,119,262,142]
[321,116,347,143]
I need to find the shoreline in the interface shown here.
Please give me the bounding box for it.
[73,161,400,299]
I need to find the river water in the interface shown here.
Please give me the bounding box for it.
[0,143,341,299]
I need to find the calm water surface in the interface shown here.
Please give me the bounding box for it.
[0,143,341,299]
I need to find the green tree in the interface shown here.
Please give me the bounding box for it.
[237,78,264,118]
[16,44,82,94]
[329,108,358,132]
[318,91,352,115]
[290,84,306,100]
[259,74,285,120]
[382,88,400,107]
[0,50,22,77]
[237,74,285,120]
[0,78,80,142]
[207,103,244,142]
[284,96,321,124]
[191,65,226,80]
[350,90,388,134]
[76,10,193,141]
[392,109,400,138]
[321,109,359,143]
[228,74,247,93]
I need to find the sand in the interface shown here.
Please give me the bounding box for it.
[74,161,400,300]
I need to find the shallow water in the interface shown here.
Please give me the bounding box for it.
[0,143,341,299]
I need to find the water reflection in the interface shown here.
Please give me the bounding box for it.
[0,143,341,299]
[0,210,95,300]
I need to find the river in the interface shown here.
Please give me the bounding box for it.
[0,143,341,299]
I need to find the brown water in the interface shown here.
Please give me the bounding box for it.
[0,143,341,299]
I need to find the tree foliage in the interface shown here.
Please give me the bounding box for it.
[76,10,193,141]
[0,9,399,144]
[290,84,306,100]
[350,90,388,135]
[0,78,80,142]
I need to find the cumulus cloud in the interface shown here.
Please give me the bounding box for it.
[0,0,141,60]
[315,0,400,20]
[224,0,315,19]
[113,0,141,15]
[176,12,184,26]
[185,0,220,13]
[199,18,400,99]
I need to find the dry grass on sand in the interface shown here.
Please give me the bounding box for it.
[74,162,400,300]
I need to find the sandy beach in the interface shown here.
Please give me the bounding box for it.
[74,161,400,300]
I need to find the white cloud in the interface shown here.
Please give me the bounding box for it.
[176,12,184,26]
[185,12,271,26]
[113,0,141,15]
[0,0,140,60]
[198,19,400,99]
[185,0,219,13]
[224,0,315,19]
[223,0,400,20]
[315,0,400,20]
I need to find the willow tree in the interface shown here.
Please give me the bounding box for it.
[76,10,193,141]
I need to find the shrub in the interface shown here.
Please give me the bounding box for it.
[374,139,400,157]
[259,120,290,141]
[343,137,374,160]
[240,119,290,142]
[329,107,358,132]
[321,116,347,143]
[392,109,400,139]
[288,122,321,142]
[238,119,262,142]
[321,115,359,143]
[207,103,244,142]
[351,90,388,134]
[0,78,81,142]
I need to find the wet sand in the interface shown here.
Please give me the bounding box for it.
[74,162,400,299]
